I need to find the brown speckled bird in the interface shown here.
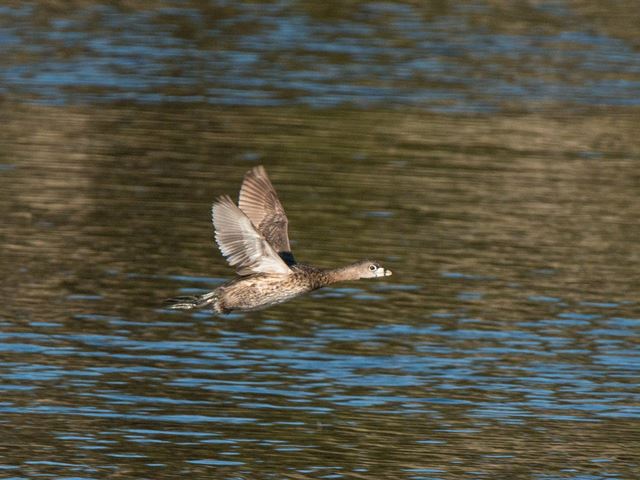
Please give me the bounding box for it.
[167,166,392,313]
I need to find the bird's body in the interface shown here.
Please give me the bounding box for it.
[167,166,391,313]
[172,264,329,313]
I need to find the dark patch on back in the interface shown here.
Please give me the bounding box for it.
[279,251,296,266]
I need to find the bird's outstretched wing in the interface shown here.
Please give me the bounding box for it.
[211,195,292,276]
[238,166,296,265]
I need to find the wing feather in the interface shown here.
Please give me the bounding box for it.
[238,166,294,262]
[211,195,291,276]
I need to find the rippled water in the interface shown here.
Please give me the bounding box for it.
[1,2,640,479]
[2,2,640,111]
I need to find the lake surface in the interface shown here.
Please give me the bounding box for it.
[1,2,639,479]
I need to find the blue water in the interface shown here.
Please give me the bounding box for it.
[1,3,639,110]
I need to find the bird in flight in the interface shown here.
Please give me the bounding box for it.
[167,166,392,313]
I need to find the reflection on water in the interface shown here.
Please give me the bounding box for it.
[1,1,640,479]
[2,103,639,479]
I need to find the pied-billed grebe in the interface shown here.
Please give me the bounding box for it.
[167,166,391,313]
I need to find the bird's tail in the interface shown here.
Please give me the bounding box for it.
[165,290,218,310]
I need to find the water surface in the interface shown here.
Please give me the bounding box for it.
[1,1,640,479]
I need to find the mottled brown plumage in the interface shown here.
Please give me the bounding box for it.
[167,166,391,313]
[238,166,295,265]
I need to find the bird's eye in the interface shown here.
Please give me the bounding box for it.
[369,264,377,271]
